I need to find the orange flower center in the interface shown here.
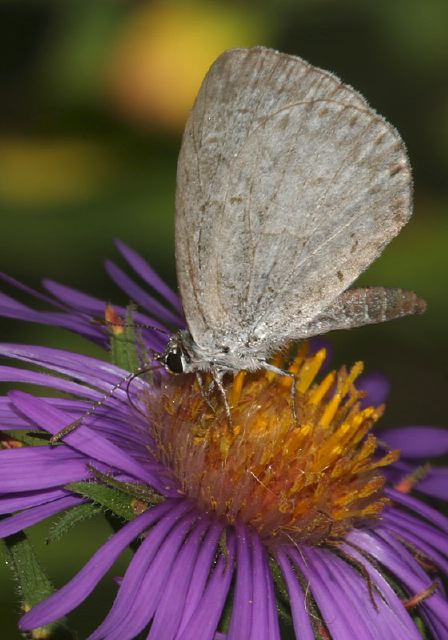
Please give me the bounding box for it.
[147,343,398,547]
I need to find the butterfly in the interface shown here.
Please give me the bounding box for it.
[160,46,425,403]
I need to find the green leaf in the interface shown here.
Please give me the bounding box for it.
[2,430,51,448]
[269,558,294,628]
[47,502,102,544]
[87,465,163,504]
[2,532,74,639]
[218,583,234,634]
[67,480,142,522]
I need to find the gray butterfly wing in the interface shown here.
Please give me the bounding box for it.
[297,287,426,339]
[175,47,412,352]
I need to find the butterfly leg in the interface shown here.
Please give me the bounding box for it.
[260,362,298,424]
[211,368,233,428]
[195,371,217,413]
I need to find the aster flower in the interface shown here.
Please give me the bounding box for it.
[1,243,447,640]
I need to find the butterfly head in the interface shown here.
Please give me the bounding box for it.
[160,331,195,375]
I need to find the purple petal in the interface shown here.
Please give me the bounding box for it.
[0,290,33,313]
[339,542,422,640]
[0,292,104,343]
[227,524,253,639]
[244,530,269,640]
[177,533,235,640]
[0,365,100,400]
[41,279,112,314]
[10,392,172,493]
[176,522,224,634]
[0,446,89,492]
[0,272,69,308]
[424,617,448,640]
[351,528,429,582]
[294,547,376,640]
[248,530,280,640]
[0,343,161,418]
[276,551,314,640]
[348,529,448,631]
[20,500,175,630]
[265,545,282,640]
[111,512,202,640]
[0,488,70,514]
[358,372,390,407]
[46,397,145,438]
[0,343,137,389]
[386,488,448,533]
[0,261,175,352]
[0,396,141,436]
[382,514,448,574]
[382,509,448,557]
[312,546,418,639]
[0,270,107,342]
[0,495,83,538]
[105,259,183,326]
[416,467,448,499]
[89,504,198,640]
[0,345,127,403]
[381,426,448,458]
[0,416,26,429]
[0,396,33,429]
[147,518,212,640]
[114,240,182,313]
[42,279,169,352]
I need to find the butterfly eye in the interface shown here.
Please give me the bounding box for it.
[165,349,184,374]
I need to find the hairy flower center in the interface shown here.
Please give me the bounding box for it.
[147,344,399,546]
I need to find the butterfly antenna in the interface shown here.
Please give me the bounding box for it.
[49,360,164,444]
[92,317,172,336]
[125,362,165,419]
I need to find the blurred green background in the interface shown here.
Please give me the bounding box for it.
[0,0,447,637]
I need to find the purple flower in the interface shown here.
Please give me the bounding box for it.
[1,242,447,640]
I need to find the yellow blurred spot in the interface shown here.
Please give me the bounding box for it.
[0,138,115,207]
[107,0,268,130]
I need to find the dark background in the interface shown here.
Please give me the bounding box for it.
[1,1,447,637]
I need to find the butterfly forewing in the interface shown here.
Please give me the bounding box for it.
[175,47,412,354]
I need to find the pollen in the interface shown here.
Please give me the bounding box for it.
[147,343,399,547]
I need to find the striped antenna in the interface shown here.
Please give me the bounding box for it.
[49,361,164,444]
[92,305,172,336]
